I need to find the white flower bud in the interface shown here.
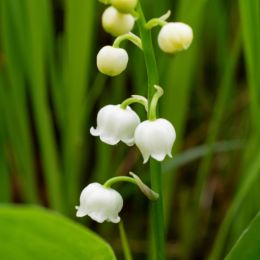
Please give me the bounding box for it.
[102,6,135,36]
[134,118,176,163]
[158,22,193,53]
[97,46,128,76]
[111,0,138,13]
[76,183,123,223]
[90,104,140,146]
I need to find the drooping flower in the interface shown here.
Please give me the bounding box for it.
[97,46,128,76]
[102,6,135,36]
[90,104,140,146]
[134,118,176,163]
[76,183,123,223]
[111,0,138,13]
[158,22,193,53]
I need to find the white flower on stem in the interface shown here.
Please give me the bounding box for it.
[111,0,138,13]
[97,46,128,76]
[90,104,140,146]
[102,6,135,36]
[76,183,123,223]
[158,22,193,53]
[134,118,176,163]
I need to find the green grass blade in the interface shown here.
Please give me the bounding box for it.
[239,0,260,138]
[0,152,11,202]
[183,28,241,259]
[209,146,260,260]
[161,0,208,228]
[224,210,260,260]
[209,147,260,260]
[24,0,63,211]
[62,0,96,214]
[193,31,241,221]
[162,140,244,172]
[0,76,11,202]
[0,1,39,203]
[44,0,65,130]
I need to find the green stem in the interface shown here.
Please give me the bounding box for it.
[103,176,136,188]
[145,10,171,30]
[149,85,164,120]
[113,32,143,50]
[146,19,166,29]
[119,221,133,260]
[120,95,148,110]
[137,3,165,260]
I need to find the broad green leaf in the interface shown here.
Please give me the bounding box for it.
[225,211,260,260]
[0,205,116,260]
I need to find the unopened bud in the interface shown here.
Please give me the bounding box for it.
[97,45,128,76]
[158,22,193,53]
[102,6,135,36]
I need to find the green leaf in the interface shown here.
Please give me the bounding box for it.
[0,205,116,260]
[225,211,260,260]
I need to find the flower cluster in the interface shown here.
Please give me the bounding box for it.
[76,0,193,224]
[97,4,193,77]
[90,86,176,163]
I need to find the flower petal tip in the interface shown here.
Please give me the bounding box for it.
[143,157,149,164]
[100,135,119,145]
[90,127,100,136]
[111,216,121,223]
[76,209,87,218]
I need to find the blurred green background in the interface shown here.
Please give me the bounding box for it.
[0,0,260,259]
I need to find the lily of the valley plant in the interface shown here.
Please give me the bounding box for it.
[76,0,193,258]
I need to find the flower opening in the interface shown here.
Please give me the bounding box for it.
[134,118,176,163]
[90,104,140,146]
[76,183,123,223]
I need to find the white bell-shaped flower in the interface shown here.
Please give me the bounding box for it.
[158,22,193,53]
[102,6,135,36]
[134,118,176,163]
[90,104,140,146]
[76,183,123,223]
[97,46,128,76]
[111,0,138,13]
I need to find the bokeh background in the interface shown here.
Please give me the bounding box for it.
[0,0,259,259]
